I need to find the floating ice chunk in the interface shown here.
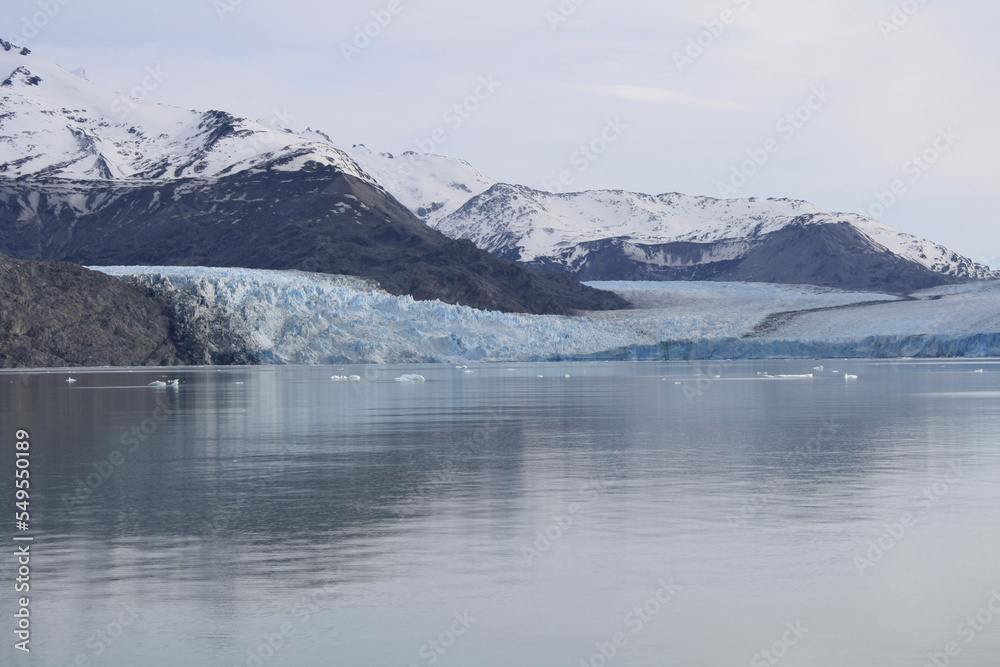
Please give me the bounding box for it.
[973,369,985,374]
[395,374,426,382]
[331,375,348,381]
[348,375,362,381]
[564,374,572,378]
[66,377,77,383]
[844,374,859,380]
[813,366,824,371]
[147,381,167,387]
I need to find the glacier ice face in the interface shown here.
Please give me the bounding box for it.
[93,266,645,364]
[92,267,1000,364]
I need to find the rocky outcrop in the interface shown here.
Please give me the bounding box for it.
[0,253,183,368]
[0,253,266,368]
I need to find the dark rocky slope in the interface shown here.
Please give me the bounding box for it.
[0,253,262,368]
[0,167,627,314]
[0,253,182,368]
[548,222,959,294]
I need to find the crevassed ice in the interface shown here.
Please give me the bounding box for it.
[91,267,1000,364]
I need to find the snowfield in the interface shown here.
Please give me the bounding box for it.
[0,40,372,182]
[93,267,1000,364]
[435,185,997,281]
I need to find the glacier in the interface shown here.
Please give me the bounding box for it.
[93,267,1000,364]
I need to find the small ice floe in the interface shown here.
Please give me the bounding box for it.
[675,381,682,385]
[234,381,244,385]
[167,379,180,387]
[331,375,348,381]
[973,369,985,374]
[765,374,813,380]
[455,365,468,370]
[395,374,426,382]
[844,374,859,380]
[564,374,572,378]
[66,377,77,383]
[537,375,545,378]
[831,370,840,374]
[813,366,824,372]
[147,380,167,388]
[348,375,362,381]
[463,370,475,374]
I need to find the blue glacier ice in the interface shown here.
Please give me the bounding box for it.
[92,267,1000,364]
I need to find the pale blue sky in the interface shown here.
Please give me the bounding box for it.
[3,0,998,266]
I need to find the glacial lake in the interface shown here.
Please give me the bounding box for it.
[2,360,1000,666]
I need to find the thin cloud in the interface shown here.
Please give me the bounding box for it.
[568,84,752,111]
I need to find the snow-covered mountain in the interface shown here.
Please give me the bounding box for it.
[0,39,623,315]
[431,184,998,293]
[0,39,371,182]
[329,137,997,294]
[340,144,496,226]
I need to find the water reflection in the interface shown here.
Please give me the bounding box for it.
[1,361,998,666]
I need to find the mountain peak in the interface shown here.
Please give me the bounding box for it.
[434,181,999,292]
[1,66,41,87]
[0,38,30,56]
[0,46,373,183]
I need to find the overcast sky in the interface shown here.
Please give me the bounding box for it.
[3,0,998,266]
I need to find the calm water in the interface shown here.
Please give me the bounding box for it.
[2,360,999,666]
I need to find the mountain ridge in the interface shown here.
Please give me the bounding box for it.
[0,40,626,315]
[320,144,997,293]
